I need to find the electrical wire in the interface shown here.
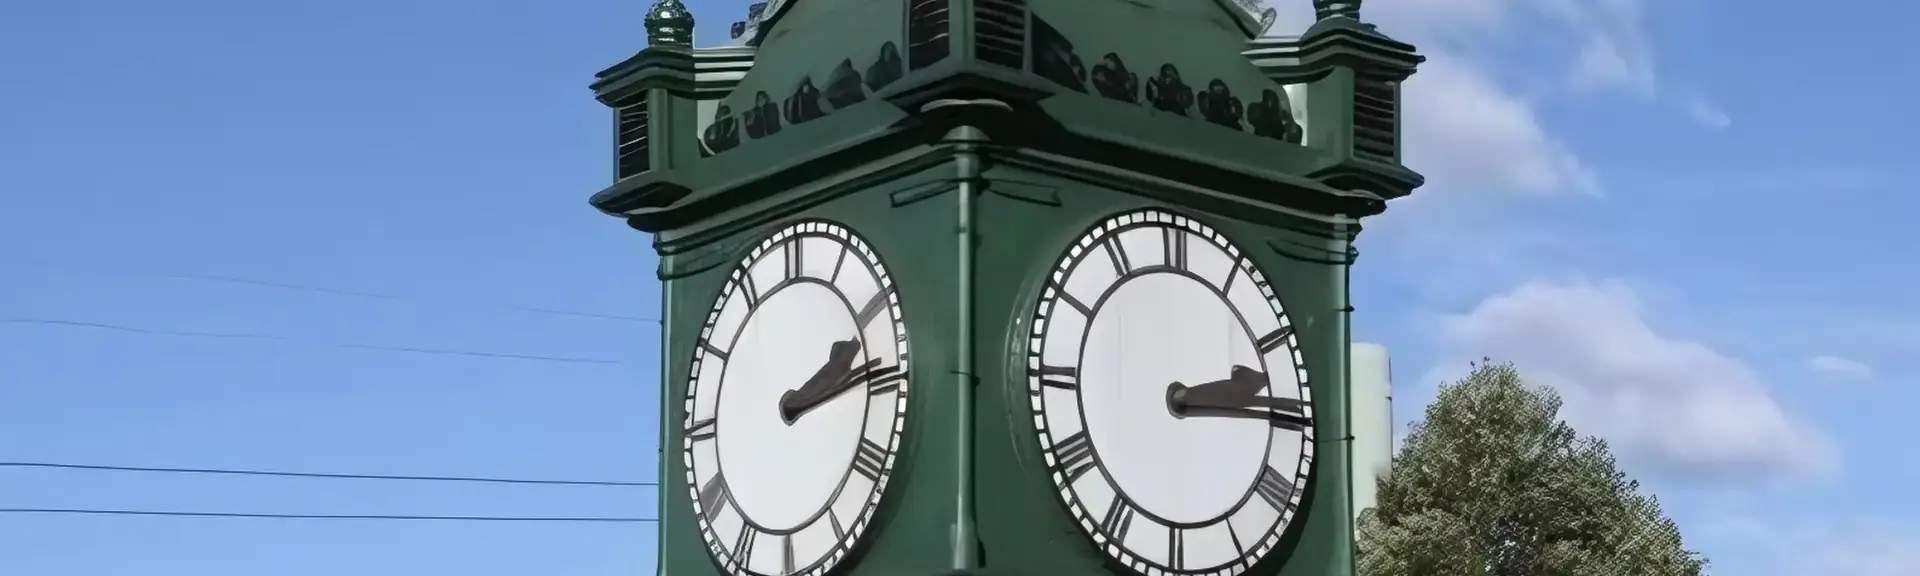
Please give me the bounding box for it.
[0,318,629,365]
[0,509,655,522]
[165,273,659,324]
[10,262,661,324]
[0,463,660,523]
[0,461,654,487]
[4,267,666,527]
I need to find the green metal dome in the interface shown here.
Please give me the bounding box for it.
[1314,0,1362,20]
[644,0,694,46]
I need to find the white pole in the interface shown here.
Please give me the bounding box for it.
[1349,342,1394,533]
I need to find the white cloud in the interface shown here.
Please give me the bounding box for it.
[1685,97,1732,130]
[1304,0,1657,96]
[1546,0,1658,95]
[1799,525,1920,576]
[1400,54,1600,197]
[1431,278,1835,481]
[1703,514,1920,576]
[1569,34,1640,92]
[1264,0,1603,308]
[1349,0,1512,33]
[1808,355,1875,382]
[1266,1,1601,200]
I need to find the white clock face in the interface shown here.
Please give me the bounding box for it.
[683,220,910,576]
[1027,210,1314,576]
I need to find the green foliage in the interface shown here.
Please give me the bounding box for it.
[1356,361,1708,576]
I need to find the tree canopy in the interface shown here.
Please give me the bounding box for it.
[1356,361,1707,576]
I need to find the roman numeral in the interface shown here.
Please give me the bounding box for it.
[857,365,906,396]
[1227,521,1245,554]
[784,243,801,280]
[781,534,796,574]
[688,418,717,441]
[852,438,887,480]
[1101,239,1131,275]
[1169,527,1186,569]
[1050,431,1097,483]
[1100,497,1136,541]
[1223,259,1242,293]
[1035,364,1077,392]
[699,475,729,513]
[828,245,849,283]
[735,274,758,309]
[1163,229,1188,270]
[1268,399,1313,431]
[856,286,894,327]
[1258,324,1294,354]
[732,526,757,564]
[1255,465,1297,513]
[1051,282,1092,317]
[700,339,729,361]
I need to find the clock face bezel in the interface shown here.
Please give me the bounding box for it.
[682,219,910,576]
[1025,209,1315,576]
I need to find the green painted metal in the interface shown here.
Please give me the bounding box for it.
[644,0,693,47]
[943,117,996,573]
[587,0,1422,574]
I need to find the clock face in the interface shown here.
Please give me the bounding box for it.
[683,220,910,576]
[1026,210,1314,576]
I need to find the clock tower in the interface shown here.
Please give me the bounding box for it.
[585,0,1423,574]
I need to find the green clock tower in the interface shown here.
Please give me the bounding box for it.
[586,0,1423,574]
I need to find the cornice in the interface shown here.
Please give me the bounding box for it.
[1241,21,1423,83]
[591,45,759,107]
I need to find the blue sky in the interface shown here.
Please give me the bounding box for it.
[0,0,1912,575]
[1302,0,1918,573]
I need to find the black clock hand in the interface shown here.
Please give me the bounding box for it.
[780,359,891,424]
[779,339,887,424]
[1166,364,1313,430]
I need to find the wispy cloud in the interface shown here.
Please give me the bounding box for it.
[1685,97,1732,129]
[1570,32,1655,95]
[1702,513,1920,576]
[1808,355,1877,382]
[1428,278,1837,482]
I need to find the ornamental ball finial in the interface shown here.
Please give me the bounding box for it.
[1313,0,1361,20]
[645,0,694,47]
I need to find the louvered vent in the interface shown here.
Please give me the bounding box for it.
[615,96,650,179]
[1352,77,1397,163]
[973,0,1026,68]
[906,0,951,69]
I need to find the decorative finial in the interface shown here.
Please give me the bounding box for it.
[1314,0,1361,20]
[645,0,694,47]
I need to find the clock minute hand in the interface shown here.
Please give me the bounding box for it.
[779,339,873,424]
[780,358,887,424]
[1172,365,1269,409]
[1166,365,1314,431]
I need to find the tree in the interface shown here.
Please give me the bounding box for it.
[1356,361,1708,576]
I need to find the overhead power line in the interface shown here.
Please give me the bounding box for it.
[0,509,655,523]
[166,273,660,324]
[0,461,655,487]
[0,318,630,366]
[12,262,660,324]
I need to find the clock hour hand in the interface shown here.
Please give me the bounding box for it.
[779,339,881,424]
[1166,364,1313,431]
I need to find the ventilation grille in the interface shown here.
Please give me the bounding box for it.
[615,96,650,179]
[1352,77,1397,163]
[973,0,1026,68]
[906,0,951,69]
